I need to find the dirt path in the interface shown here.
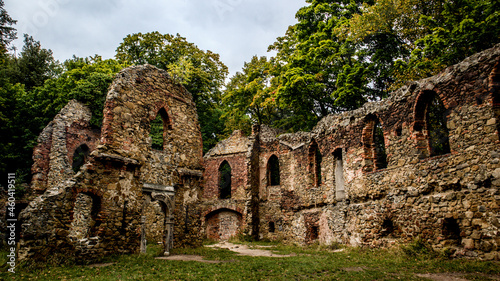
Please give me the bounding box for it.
[156,255,229,263]
[155,242,295,263]
[205,242,296,257]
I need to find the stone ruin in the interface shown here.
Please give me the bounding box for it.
[19,65,204,260]
[15,44,500,260]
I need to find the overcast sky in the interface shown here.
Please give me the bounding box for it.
[4,0,305,76]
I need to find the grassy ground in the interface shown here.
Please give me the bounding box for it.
[1,240,499,280]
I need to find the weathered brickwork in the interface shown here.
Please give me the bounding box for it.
[30,100,100,193]
[20,45,500,261]
[202,45,500,259]
[19,65,204,261]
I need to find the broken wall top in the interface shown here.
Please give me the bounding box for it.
[99,64,203,169]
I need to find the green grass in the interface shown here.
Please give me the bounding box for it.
[1,242,499,280]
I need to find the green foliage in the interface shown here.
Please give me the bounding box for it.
[341,0,500,88]
[0,51,125,187]
[3,242,500,280]
[221,0,499,134]
[400,237,437,258]
[32,55,126,127]
[8,34,60,91]
[0,0,16,56]
[222,56,277,135]
[116,32,229,153]
[0,81,33,186]
[264,0,384,132]
[150,113,164,150]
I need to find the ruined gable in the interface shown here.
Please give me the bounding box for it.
[20,65,204,261]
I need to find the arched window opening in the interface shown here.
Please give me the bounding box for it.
[219,161,232,199]
[333,148,345,200]
[373,120,388,169]
[362,115,387,172]
[267,155,280,186]
[308,141,322,187]
[72,144,90,173]
[150,108,170,151]
[427,95,451,156]
[414,91,450,157]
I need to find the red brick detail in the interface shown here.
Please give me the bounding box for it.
[205,208,243,240]
[31,135,52,192]
[202,155,248,200]
[66,122,100,166]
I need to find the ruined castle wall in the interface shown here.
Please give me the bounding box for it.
[201,130,256,239]
[20,65,204,260]
[204,44,500,258]
[30,100,100,193]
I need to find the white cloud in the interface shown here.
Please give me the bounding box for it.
[4,0,305,75]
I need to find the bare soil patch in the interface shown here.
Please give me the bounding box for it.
[156,254,233,263]
[416,273,500,281]
[87,262,115,268]
[206,242,296,257]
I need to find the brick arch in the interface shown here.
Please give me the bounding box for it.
[204,208,243,241]
[218,160,232,199]
[362,114,387,172]
[149,104,173,128]
[414,90,446,131]
[267,154,280,186]
[413,90,451,158]
[308,139,322,187]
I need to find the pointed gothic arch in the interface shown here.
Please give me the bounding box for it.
[267,154,280,186]
[362,114,387,172]
[414,90,451,157]
[308,140,322,187]
[219,161,232,199]
[150,107,172,151]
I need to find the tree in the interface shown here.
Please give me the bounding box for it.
[267,0,378,131]
[0,55,126,187]
[8,34,60,91]
[31,55,126,127]
[0,0,16,57]
[115,32,228,152]
[343,0,500,88]
[222,56,278,135]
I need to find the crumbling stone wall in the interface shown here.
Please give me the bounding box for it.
[20,65,204,260]
[31,100,100,193]
[202,44,500,259]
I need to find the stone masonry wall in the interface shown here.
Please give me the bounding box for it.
[20,65,204,261]
[30,100,100,193]
[203,44,500,259]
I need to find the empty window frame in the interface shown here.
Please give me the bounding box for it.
[219,161,232,199]
[363,115,387,172]
[267,155,280,186]
[150,108,171,151]
[308,141,322,187]
[414,91,450,157]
